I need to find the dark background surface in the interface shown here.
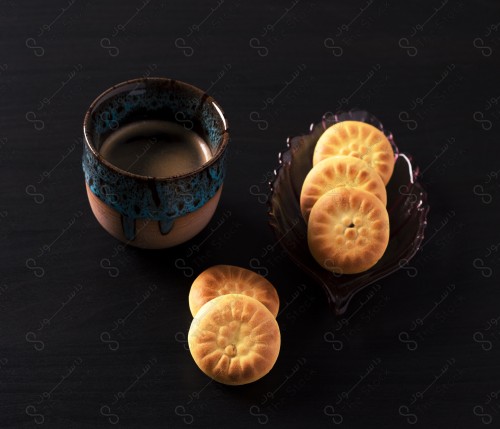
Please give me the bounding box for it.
[1,0,500,427]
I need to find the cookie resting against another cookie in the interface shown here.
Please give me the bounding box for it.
[300,155,387,223]
[188,265,280,318]
[313,121,395,185]
[307,187,390,274]
[188,294,281,385]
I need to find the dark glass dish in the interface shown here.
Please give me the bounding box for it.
[267,110,429,315]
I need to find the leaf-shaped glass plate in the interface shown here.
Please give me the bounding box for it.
[268,110,429,315]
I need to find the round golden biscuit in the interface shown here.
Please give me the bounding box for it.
[188,294,281,385]
[189,265,279,317]
[307,187,390,274]
[300,156,387,223]
[313,121,395,185]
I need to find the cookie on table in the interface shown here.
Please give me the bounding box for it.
[300,155,387,223]
[188,294,281,385]
[307,187,390,274]
[188,265,279,318]
[313,121,395,185]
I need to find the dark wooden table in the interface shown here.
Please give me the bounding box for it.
[2,0,499,427]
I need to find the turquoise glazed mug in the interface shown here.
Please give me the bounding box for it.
[82,77,229,249]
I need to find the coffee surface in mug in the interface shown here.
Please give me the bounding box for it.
[99,120,212,177]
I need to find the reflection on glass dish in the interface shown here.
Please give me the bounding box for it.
[268,110,429,315]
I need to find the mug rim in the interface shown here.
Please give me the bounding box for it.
[83,77,229,182]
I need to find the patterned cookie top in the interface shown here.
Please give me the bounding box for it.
[188,294,281,385]
[300,155,387,223]
[313,121,395,185]
[189,265,279,317]
[307,187,390,274]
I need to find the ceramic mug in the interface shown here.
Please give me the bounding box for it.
[82,77,229,249]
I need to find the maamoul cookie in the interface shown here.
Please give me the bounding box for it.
[188,294,281,385]
[313,121,395,185]
[307,187,390,274]
[188,265,279,317]
[300,155,387,223]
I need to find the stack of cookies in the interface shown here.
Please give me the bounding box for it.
[187,265,281,385]
[300,121,395,274]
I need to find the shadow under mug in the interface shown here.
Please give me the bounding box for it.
[82,77,229,249]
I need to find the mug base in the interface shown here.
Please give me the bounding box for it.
[85,183,223,249]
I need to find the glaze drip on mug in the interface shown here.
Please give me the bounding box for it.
[98,119,212,240]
